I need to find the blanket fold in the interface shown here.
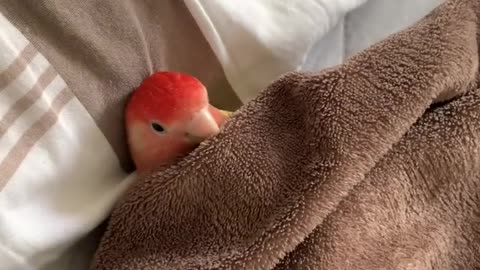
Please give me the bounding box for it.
[91,0,480,269]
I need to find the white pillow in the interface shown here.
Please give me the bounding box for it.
[185,0,367,102]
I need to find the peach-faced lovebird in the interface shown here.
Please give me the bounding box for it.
[125,71,232,175]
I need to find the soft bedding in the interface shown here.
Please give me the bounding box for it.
[0,0,446,269]
[0,1,237,269]
[93,0,480,268]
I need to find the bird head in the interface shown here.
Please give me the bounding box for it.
[125,71,230,174]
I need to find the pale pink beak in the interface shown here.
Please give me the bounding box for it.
[185,109,220,143]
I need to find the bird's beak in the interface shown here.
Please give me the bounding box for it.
[185,109,220,143]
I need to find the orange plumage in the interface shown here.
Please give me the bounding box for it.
[125,71,230,175]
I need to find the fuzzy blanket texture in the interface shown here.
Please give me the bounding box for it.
[91,0,480,269]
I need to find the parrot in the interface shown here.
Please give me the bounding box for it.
[125,71,233,175]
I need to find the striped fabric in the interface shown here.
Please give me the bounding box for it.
[0,13,134,270]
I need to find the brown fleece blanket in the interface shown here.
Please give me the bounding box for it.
[91,0,480,269]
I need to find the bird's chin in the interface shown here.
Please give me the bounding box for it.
[186,135,207,144]
[138,143,200,174]
[136,158,173,176]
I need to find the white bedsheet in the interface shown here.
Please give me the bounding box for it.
[186,0,445,103]
[0,13,134,270]
[185,0,367,102]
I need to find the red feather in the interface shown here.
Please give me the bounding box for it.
[126,71,208,125]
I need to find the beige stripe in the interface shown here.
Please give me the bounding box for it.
[1,0,243,172]
[0,43,37,90]
[0,87,74,191]
[0,66,57,138]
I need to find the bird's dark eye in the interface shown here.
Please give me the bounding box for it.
[150,122,165,133]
